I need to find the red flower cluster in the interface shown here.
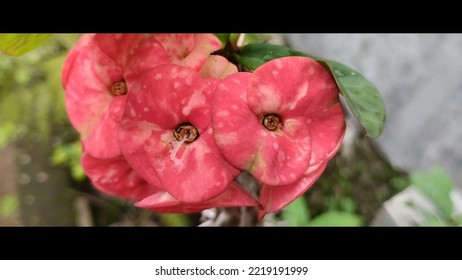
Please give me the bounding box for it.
[62,34,345,217]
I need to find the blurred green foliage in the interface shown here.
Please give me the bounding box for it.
[157,213,192,227]
[410,166,460,226]
[411,166,453,219]
[51,141,85,181]
[0,193,18,218]
[282,195,310,226]
[0,34,83,176]
[283,196,363,226]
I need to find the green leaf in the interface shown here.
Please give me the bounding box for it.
[0,34,52,56]
[322,60,385,139]
[411,166,454,220]
[235,43,386,138]
[339,197,357,213]
[421,214,449,226]
[453,214,462,225]
[308,211,363,226]
[229,33,241,46]
[214,34,229,49]
[235,43,306,66]
[241,34,273,46]
[282,196,310,226]
[158,213,191,226]
[0,193,18,218]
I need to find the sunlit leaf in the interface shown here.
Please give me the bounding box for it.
[0,34,52,56]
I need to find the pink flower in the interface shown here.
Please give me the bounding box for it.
[119,64,241,203]
[212,56,345,214]
[153,34,222,71]
[62,34,169,159]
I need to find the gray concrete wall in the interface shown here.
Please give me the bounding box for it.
[286,34,462,186]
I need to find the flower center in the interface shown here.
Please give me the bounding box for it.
[262,113,281,131]
[111,80,127,96]
[173,123,199,143]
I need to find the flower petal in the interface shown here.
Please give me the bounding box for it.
[91,34,152,67]
[306,104,346,166]
[83,103,121,159]
[247,56,340,119]
[136,182,258,213]
[124,37,170,83]
[153,34,222,71]
[63,37,122,137]
[118,118,164,189]
[81,153,159,201]
[258,162,328,219]
[258,112,345,217]
[62,34,93,87]
[199,55,238,79]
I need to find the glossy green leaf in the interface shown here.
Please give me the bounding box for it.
[411,166,454,219]
[235,43,386,138]
[322,60,385,139]
[282,196,310,226]
[0,34,52,56]
[235,43,306,65]
[308,211,363,226]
